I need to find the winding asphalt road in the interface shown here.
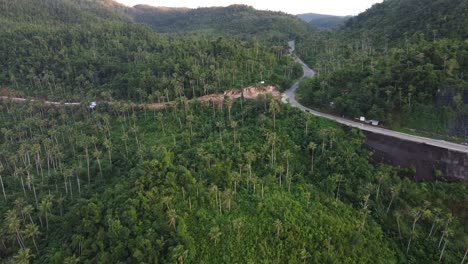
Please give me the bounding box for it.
[282,41,468,154]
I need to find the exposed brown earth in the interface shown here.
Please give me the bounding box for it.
[0,85,281,109]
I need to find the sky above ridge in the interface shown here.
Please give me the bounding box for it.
[114,0,383,16]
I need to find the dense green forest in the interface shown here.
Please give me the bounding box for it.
[1,0,467,263]
[296,0,468,137]
[0,0,302,101]
[297,13,351,30]
[0,98,466,263]
[125,4,316,41]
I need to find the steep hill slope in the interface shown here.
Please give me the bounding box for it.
[343,0,468,44]
[296,0,468,138]
[0,0,302,101]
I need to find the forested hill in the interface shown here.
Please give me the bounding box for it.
[0,0,129,25]
[343,0,468,44]
[297,13,350,30]
[0,0,303,101]
[295,0,468,138]
[125,4,317,41]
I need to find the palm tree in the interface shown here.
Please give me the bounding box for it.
[231,172,240,194]
[121,132,130,158]
[157,112,166,135]
[274,219,282,238]
[93,150,103,179]
[80,136,91,184]
[230,120,238,144]
[209,226,222,245]
[386,185,400,214]
[209,185,219,209]
[103,138,113,169]
[300,247,311,263]
[39,198,52,231]
[282,150,292,180]
[308,142,317,174]
[407,208,423,253]
[318,129,328,153]
[186,115,194,137]
[232,218,244,237]
[23,223,40,254]
[21,205,34,225]
[359,194,370,232]
[172,245,189,264]
[266,132,277,166]
[215,121,224,143]
[161,196,172,210]
[394,211,402,239]
[0,164,7,201]
[375,172,388,202]
[13,248,34,264]
[438,230,451,262]
[223,190,233,211]
[5,209,25,249]
[269,100,280,129]
[167,209,177,230]
[225,97,233,121]
[63,255,80,264]
[244,151,256,185]
[275,166,284,187]
[334,174,344,201]
[461,238,467,264]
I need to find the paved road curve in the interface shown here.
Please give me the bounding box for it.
[282,41,468,154]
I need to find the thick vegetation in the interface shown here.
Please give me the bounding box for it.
[126,4,316,41]
[1,0,466,263]
[0,98,466,263]
[0,1,301,101]
[296,0,468,137]
[297,13,350,30]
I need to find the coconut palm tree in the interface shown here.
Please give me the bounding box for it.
[93,150,103,179]
[386,185,400,214]
[186,115,194,137]
[167,209,177,230]
[13,248,34,264]
[23,223,40,254]
[103,138,113,169]
[282,150,292,180]
[308,142,317,174]
[63,255,80,264]
[274,219,282,238]
[0,164,6,201]
[39,198,52,231]
[269,100,280,129]
[209,226,222,245]
[5,209,25,249]
[244,151,256,185]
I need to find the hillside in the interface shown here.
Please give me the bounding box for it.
[1,93,467,263]
[343,0,468,44]
[297,13,350,30]
[296,0,468,138]
[0,0,467,263]
[0,0,129,24]
[0,0,302,101]
[125,4,316,41]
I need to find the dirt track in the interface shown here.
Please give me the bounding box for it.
[0,85,281,109]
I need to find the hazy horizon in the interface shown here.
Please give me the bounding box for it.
[114,0,384,16]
